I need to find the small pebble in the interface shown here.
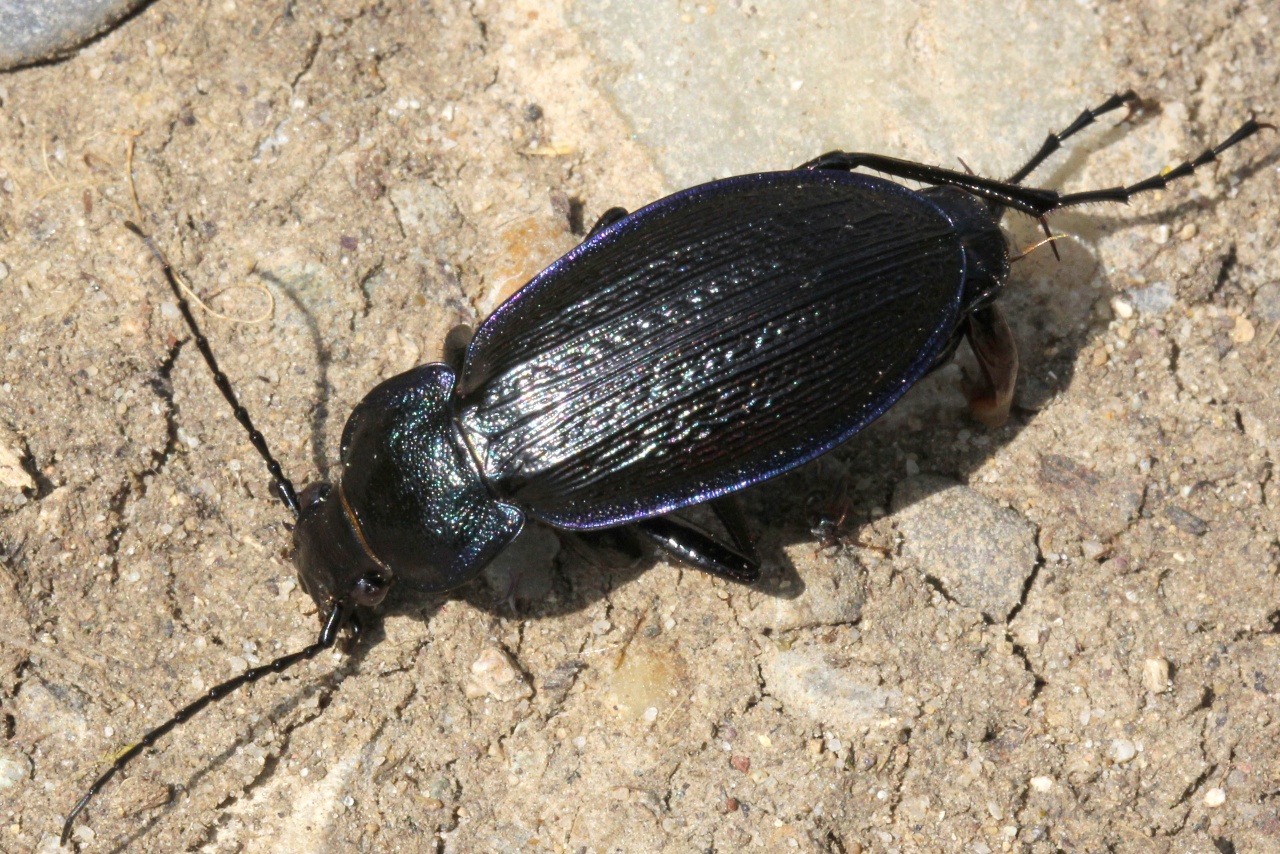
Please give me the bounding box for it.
[1204,787,1226,807]
[1081,539,1107,560]
[1109,739,1137,763]
[464,646,532,701]
[1105,556,1133,575]
[0,752,31,790]
[1029,775,1054,793]
[1165,506,1208,536]
[1143,657,1171,694]
[1231,314,1255,344]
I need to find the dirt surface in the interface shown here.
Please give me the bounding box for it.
[0,1,1277,852]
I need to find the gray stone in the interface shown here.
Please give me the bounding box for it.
[0,0,148,71]
[1127,281,1177,315]
[760,646,913,738]
[0,749,31,790]
[571,0,1109,189]
[891,475,1038,620]
[739,546,865,631]
[389,180,463,239]
[481,524,560,604]
[1254,282,1280,323]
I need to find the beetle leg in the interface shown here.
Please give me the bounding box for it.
[443,323,474,372]
[587,206,629,238]
[798,151,1062,218]
[634,516,760,583]
[1005,91,1139,185]
[962,304,1019,428]
[709,495,758,561]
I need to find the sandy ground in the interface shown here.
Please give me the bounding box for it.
[0,1,1278,852]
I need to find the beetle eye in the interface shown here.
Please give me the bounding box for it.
[351,571,389,607]
[298,482,331,511]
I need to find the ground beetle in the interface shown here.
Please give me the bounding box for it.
[63,93,1268,843]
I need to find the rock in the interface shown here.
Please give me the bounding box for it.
[891,475,1038,619]
[463,646,532,702]
[1254,282,1280,324]
[0,0,148,71]
[481,524,560,604]
[570,0,1108,189]
[0,749,31,790]
[1108,739,1137,763]
[738,547,865,631]
[759,646,913,738]
[1143,657,1171,694]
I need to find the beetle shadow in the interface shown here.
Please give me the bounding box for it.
[97,652,362,853]
[378,512,808,629]
[255,270,336,481]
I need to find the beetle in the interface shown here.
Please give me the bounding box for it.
[62,93,1268,842]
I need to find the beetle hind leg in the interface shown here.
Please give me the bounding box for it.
[634,499,760,584]
[1005,91,1140,186]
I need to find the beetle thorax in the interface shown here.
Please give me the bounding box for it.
[919,185,1011,313]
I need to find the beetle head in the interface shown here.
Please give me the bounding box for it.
[293,481,393,612]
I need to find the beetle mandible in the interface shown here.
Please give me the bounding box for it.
[63,92,1269,842]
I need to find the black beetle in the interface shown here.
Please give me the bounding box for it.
[63,93,1268,842]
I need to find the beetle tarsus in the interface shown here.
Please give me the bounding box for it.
[1055,117,1270,209]
[1005,90,1139,185]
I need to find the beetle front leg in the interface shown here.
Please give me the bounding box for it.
[635,514,760,583]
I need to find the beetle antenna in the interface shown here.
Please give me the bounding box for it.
[124,222,302,518]
[61,602,354,845]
